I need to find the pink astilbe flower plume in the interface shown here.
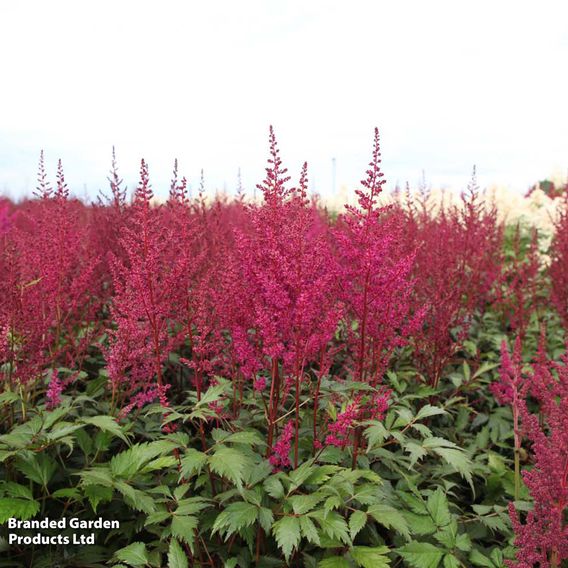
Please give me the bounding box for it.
[46,369,64,410]
[501,338,568,567]
[232,127,342,466]
[550,191,568,326]
[0,158,101,388]
[269,421,294,471]
[399,168,503,387]
[335,128,418,385]
[494,226,541,340]
[106,159,181,409]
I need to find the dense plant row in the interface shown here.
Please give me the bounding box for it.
[0,129,566,567]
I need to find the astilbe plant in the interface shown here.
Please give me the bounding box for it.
[106,159,182,412]
[494,225,542,339]
[491,337,526,501]
[0,156,100,395]
[397,187,461,386]
[178,197,241,396]
[454,169,503,311]
[90,148,131,306]
[232,127,342,467]
[497,338,568,567]
[400,171,503,387]
[335,128,418,386]
[334,128,418,465]
[550,192,568,327]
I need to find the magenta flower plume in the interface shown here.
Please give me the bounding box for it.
[106,159,181,408]
[504,337,568,567]
[335,127,417,385]
[269,421,294,471]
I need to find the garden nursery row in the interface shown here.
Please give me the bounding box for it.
[0,128,567,567]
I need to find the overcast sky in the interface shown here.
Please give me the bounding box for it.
[1,1,567,201]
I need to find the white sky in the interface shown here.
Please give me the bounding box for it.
[1,1,567,201]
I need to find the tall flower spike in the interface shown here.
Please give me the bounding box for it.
[296,162,309,202]
[35,150,52,199]
[107,146,127,209]
[356,126,386,214]
[168,159,188,204]
[506,341,568,567]
[55,159,69,201]
[134,159,153,205]
[256,125,291,202]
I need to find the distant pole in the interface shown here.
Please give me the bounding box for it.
[332,157,337,195]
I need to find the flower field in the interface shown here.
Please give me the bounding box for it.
[0,128,567,567]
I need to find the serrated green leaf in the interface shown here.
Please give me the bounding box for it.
[45,422,84,443]
[289,492,325,514]
[194,384,226,408]
[427,488,451,528]
[324,495,342,512]
[171,515,198,552]
[51,487,80,500]
[114,481,155,514]
[469,549,495,567]
[209,447,251,488]
[310,510,351,545]
[0,498,40,523]
[273,516,301,561]
[15,453,57,487]
[305,465,341,485]
[80,467,113,487]
[349,510,367,540]
[397,541,444,568]
[423,439,473,484]
[222,431,264,446]
[173,484,190,501]
[258,507,274,533]
[394,408,414,427]
[411,423,433,438]
[114,542,148,567]
[179,449,208,480]
[350,546,391,568]
[264,476,285,499]
[473,362,499,379]
[364,422,389,449]
[81,415,129,443]
[368,503,410,540]
[402,511,437,536]
[434,520,457,549]
[84,485,113,513]
[145,510,171,526]
[175,497,211,516]
[288,459,316,490]
[246,459,273,486]
[0,391,20,406]
[415,405,446,421]
[404,441,428,468]
[2,482,33,500]
[212,502,258,537]
[318,557,350,568]
[111,441,176,478]
[398,491,428,515]
[168,539,188,568]
[300,515,321,546]
[455,532,471,552]
[443,554,460,568]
